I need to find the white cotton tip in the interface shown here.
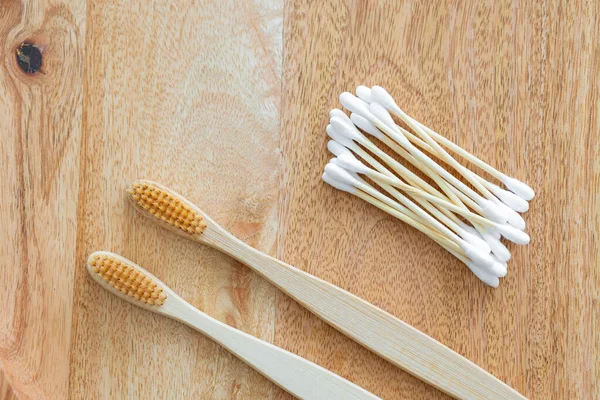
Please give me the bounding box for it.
[326,124,355,148]
[330,117,364,142]
[494,200,526,230]
[480,230,511,262]
[329,108,352,124]
[508,214,526,230]
[500,176,535,201]
[347,170,364,184]
[479,199,509,223]
[339,92,371,118]
[329,108,348,120]
[459,230,491,254]
[371,86,400,112]
[484,226,502,240]
[369,102,397,130]
[487,183,529,212]
[465,261,500,288]
[324,163,361,188]
[490,255,508,277]
[460,242,494,269]
[332,153,371,175]
[458,221,483,238]
[327,140,352,157]
[495,224,530,245]
[356,86,372,103]
[472,258,506,278]
[350,113,383,139]
[322,172,356,194]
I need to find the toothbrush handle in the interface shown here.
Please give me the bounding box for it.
[164,298,379,400]
[204,230,526,400]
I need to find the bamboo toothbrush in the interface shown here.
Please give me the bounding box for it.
[86,251,379,400]
[126,179,526,399]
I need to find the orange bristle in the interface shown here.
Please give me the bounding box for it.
[89,254,167,306]
[128,181,207,236]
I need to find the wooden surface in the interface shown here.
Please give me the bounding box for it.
[0,0,598,399]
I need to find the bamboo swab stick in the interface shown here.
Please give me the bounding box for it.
[339,94,512,225]
[369,85,535,201]
[325,163,499,268]
[321,173,503,285]
[346,93,528,231]
[327,120,514,262]
[327,121,529,245]
[351,103,530,213]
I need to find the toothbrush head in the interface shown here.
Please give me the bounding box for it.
[128,180,207,237]
[87,251,167,306]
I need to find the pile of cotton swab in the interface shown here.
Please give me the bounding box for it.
[322,85,535,287]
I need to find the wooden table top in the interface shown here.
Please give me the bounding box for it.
[1,1,598,399]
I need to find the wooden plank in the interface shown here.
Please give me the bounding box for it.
[278,1,599,399]
[0,369,18,400]
[68,0,285,398]
[1,0,598,399]
[0,0,87,398]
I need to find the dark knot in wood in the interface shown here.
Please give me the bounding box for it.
[16,42,42,74]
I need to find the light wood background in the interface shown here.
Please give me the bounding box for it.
[0,0,598,399]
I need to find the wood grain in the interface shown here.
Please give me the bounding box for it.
[0,369,18,400]
[277,1,599,399]
[0,0,598,399]
[0,0,86,398]
[67,0,285,399]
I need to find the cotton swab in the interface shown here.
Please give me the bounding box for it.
[322,167,505,278]
[323,87,534,286]
[351,110,529,214]
[322,169,505,284]
[326,162,499,268]
[326,121,528,248]
[369,85,535,201]
[331,114,520,234]
[328,141,493,255]
[329,158,507,277]
[344,112,520,261]
[330,149,529,246]
[362,97,528,232]
[367,100,529,230]
[327,119,519,267]
[339,95,495,214]
[340,94,512,225]
[321,171,457,252]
